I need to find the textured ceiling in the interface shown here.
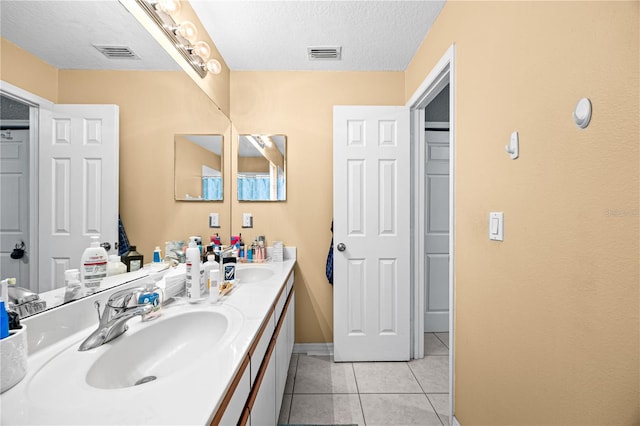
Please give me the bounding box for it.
[0,1,445,72]
[0,0,179,71]
[191,0,446,71]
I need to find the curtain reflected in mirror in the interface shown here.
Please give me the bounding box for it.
[175,134,224,201]
[237,135,286,201]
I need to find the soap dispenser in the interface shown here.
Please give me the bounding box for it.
[137,277,163,321]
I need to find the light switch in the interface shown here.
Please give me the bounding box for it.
[209,213,219,228]
[489,212,504,241]
[242,213,253,228]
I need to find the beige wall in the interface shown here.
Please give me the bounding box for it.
[406,1,639,424]
[175,135,222,198]
[238,156,270,173]
[56,70,232,259]
[1,37,58,102]
[231,71,404,343]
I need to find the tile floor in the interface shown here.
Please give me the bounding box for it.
[278,332,450,426]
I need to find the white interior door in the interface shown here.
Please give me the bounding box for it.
[38,104,119,292]
[424,126,450,332]
[0,129,30,286]
[333,105,410,361]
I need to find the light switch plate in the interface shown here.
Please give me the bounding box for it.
[209,213,220,228]
[489,212,504,241]
[242,213,253,228]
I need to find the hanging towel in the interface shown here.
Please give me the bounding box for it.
[326,221,333,285]
[118,215,131,256]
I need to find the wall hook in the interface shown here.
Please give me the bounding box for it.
[505,131,519,160]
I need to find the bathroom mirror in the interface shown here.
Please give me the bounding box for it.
[174,134,224,201]
[237,134,287,201]
[1,0,232,318]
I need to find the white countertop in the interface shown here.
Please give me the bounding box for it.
[0,256,296,425]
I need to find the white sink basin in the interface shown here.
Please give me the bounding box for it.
[86,311,228,389]
[235,266,274,283]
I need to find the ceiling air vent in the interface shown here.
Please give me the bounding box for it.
[93,45,140,60]
[308,46,342,61]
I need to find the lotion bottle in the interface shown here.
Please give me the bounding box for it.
[185,240,202,302]
[80,236,108,291]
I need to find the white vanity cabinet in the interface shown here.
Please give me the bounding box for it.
[211,270,295,426]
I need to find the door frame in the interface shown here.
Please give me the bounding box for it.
[1,80,53,293]
[406,44,456,422]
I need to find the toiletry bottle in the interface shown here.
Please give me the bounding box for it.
[0,299,8,339]
[122,245,144,272]
[138,279,163,321]
[202,253,219,294]
[153,246,162,263]
[223,256,236,282]
[106,255,127,276]
[63,269,83,303]
[0,278,11,339]
[80,236,108,291]
[209,270,219,304]
[185,240,202,302]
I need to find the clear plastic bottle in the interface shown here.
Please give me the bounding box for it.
[106,255,127,276]
[185,240,202,302]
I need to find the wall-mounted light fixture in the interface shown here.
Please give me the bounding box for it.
[135,0,221,78]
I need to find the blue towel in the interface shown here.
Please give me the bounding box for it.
[118,215,131,256]
[326,221,333,285]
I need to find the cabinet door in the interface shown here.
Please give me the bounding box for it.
[217,357,251,426]
[251,346,276,426]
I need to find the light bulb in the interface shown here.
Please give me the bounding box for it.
[175,21,198,43]
[193,41,211,60]
[205,59,222,75]
[156,0,181,17]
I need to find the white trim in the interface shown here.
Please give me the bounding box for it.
[0,80,53,294]
[453,415,462,426]
[292,343,334,357]
[406,44,456,423]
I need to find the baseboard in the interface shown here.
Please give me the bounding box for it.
[293,343,334,356]
[453,415,461,426]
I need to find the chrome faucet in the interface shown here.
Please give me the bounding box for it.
[78,287,152,351]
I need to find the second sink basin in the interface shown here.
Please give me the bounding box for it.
[235,266,274,283]
[86,311,229,389]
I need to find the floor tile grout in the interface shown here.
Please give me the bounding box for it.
[285,350,451,426]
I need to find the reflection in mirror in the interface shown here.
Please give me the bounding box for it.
[1,0,232,318]
[237,135,286,201]
[175,134,224,201]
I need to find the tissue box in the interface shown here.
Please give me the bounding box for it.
[1,325,27,393]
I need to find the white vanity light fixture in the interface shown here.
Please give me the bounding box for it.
[573,98,592,129]
[505,131,519,159]
[134,0,222,77]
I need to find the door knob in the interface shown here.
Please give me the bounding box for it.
[337,243,346,252]
[10,241,26,259]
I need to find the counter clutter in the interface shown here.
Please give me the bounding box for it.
[0,248,296,425]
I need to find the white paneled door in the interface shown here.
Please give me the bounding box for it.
[424,128,450,332]
[333,106,410,361]
[38,105,119,292]
[0,129,30,287]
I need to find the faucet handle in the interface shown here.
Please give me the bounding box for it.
[93,300,102,322]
